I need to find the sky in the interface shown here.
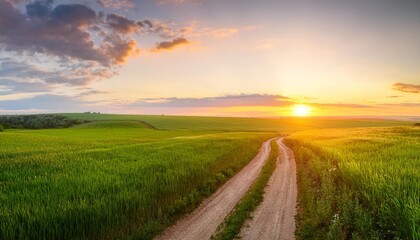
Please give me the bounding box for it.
[0,0,420,117]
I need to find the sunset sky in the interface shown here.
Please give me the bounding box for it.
[1,0,420,116]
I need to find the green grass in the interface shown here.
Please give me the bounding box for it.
[212,139,279,240]
[60,113,410,132]
[0,114,412,239]
[0,124,275,239]
[73,120,152,129]
[285,127,420,240]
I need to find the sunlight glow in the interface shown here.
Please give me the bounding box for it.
[293,104,312,117]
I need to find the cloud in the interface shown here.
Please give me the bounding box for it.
[153,37,190,51]
[147,20,189,39]
[0,1,188,64]
[128,94,291,108]
[392,82,420,93]
[0,0,189,96]
[3,92,418,116]
[158,0,193,4]
[76,89,109,98]
[0,94,88,112]
[97,0,134,9]
[0,58,116,96]
[0,79,50,95]
[183,25,239,39]
[51,4,97,26]
[106,13,140,34]
[0,1,142,66]
[197,28,238,39]
[379,102,420,107]
[308,103,374,109]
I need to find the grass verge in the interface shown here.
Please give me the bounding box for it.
[211,138,280,240]
[284,127,420,240]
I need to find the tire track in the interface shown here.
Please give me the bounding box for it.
[155,138,275,240]
[239,137,297,240]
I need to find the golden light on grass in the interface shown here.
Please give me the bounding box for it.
[293,104,312,117]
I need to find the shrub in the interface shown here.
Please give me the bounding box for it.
[0,123,3,132]
[0,114,87,129]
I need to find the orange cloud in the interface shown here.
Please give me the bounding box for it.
[111,40,140,64]
[152,37,190,52]
[392,83,420,93]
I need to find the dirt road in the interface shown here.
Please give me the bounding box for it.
[239,138,297,240]
[155,138,274,240]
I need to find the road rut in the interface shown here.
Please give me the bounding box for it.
[239,138,297,240]
[155,138,274,240]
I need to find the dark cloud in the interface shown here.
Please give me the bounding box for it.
[140,20,153,28]
[0,0,188,66]
[154,37,189,51]
[51,4,97,26]
[106,13,139,34]
[392,82,420,93]
[0,0,189,96]
[0,1,118,65]
[26,0,52,18]
[104,14,160,35]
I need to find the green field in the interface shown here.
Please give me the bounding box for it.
[0,121,276,239]
[285,127,420,240]
[0,114,416,239]
[61,113,410,132]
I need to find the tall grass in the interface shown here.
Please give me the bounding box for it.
[0,126,274,239]
[285,127,420,240]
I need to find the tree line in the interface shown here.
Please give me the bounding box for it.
[0,114,88,130]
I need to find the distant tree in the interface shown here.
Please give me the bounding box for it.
[0,114,88,129]
[0,123,3,132]
[414,123,420,127]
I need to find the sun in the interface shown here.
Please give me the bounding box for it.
[293,104,312,117]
